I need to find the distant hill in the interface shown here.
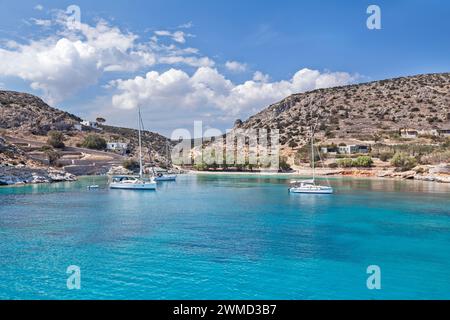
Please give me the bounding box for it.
[0,90,171,166]
[0,91,81,135]
[235,73,450,147]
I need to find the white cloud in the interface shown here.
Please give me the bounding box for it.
[154,30,191,44]
[178,21,193,29]
[158,56,215,68]
[0,38,101,103]
[34,4,44,11]
[0,11,213,104]
[252,71,270,82]
[0,8,358,135]
[109,67,357,130]
[225,60,247,73]
[31,18,52,27]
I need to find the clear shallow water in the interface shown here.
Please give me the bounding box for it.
[0,174,449,300]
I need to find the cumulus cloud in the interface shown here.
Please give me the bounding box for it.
[110,67,357,129]
[34,4,44,11]
[0,7,358,134]
[252,71,270,82]
[225,61,247,73]
[0,11,213,103]
[0,38,101,103]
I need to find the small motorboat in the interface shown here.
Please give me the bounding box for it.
[154,173,177,182]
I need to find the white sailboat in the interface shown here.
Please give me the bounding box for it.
[289,128,333,194]
[109,106,157,190]
[152,141,177,182]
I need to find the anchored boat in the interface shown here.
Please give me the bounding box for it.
[154,173,177,182]
[109,106,156,190]
[110,175,156,190]
[289,179,333,194]
[289,127,333,194]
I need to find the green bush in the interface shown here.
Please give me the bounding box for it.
[193,162,209,171]
[279,157,292,171]
[337,158,353,168]
[328,162,338,168]
[81,135,107,150]
[378,152,394,162]
[391,152,417,171]
[352,156,373,167]
[43,148,61,165]
[337,156,373,168]
[122,159,139,171]
[47,131,65,149]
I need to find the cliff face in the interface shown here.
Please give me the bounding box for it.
[237,73,450,146]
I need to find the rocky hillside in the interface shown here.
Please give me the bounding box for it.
[235,73,450,147]
[0,91,81,134]
[0,90,172,165]
[0,136,28,165]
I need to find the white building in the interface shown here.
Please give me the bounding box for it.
[338,145,370,154]
[81,120,98,129]
[418,129,439,136]
[107,142,129,155]
[438,129,450,137]
[400,129,418,139]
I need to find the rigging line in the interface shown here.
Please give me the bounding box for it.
[315,143,332,187]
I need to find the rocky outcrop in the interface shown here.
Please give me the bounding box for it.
[107,166,133,176]
[0,165,77,185]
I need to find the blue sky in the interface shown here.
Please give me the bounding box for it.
[0,0,449,136]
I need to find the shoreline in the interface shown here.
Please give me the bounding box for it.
[187,166,450,183]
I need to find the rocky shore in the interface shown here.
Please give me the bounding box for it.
[0,165,77,185]
[1,135,77,186]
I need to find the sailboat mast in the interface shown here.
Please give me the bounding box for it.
[138,105,143,179]
[311,127,315,182]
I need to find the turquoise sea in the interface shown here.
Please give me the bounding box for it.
[0,174,449,300]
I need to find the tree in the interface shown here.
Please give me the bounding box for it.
[193,162,208,171]
[391,152,417,171]
[122,159,139,171]
[47,131,65,149]
[279,157,292,171]
[43,148,61,166]
[96,117,106,124]
[81,135,107,150]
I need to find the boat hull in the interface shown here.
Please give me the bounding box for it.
[110,182,157,190]
[289,187,333,194]
[154,175,177,182]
